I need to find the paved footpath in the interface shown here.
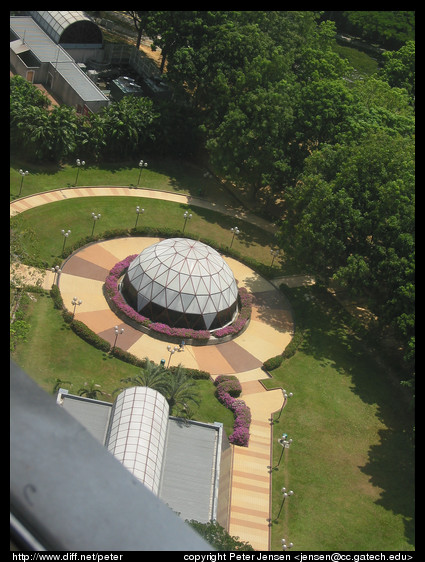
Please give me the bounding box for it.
[11,187,293,550]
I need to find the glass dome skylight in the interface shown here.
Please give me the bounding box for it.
[121,238,239,331]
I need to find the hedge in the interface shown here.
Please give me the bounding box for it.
[214,375,250,446]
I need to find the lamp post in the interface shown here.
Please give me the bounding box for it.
[167,345,179,367]
[18,169,29,197]
[137,159,148,186]
[50,265,62,284]
[275,389,293,422]
[276,487,294,520]
[74,159,85,186]
[91,212,101,237]
[272,435,293,471]
[183,211,192,233]
[281,539,294,551]
[134,206,144,228]
[71,296,82,319]
[230,226,240,248]
[270,248,280,267]
[61,229,71,255]
[113,325,124,350]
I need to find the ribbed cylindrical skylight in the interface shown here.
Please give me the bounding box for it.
[105,387,169,495]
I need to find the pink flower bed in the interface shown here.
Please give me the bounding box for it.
[150,322,210,341]
[214,287,253,338]
[104,255,152,327]
[104,256,253,343]
[214,375,251,446]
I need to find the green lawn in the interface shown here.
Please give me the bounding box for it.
[12,292,235,438]
[11,196,281,271]
[333,44,380,77]
[263,285,414,551]
[10,157,233,205]
[10,160,414,551]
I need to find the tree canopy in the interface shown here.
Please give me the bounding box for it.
[10,11,415,381]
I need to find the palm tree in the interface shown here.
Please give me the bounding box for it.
[114,358,169,396]
[78,380,109,400]
[162,364,200,416]
[52,378,72,394]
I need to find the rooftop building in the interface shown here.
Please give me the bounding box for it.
[10,14,108,113]
[57,386,232,528]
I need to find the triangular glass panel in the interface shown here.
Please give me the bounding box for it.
[202,312,217,330]
[180,292,195,311]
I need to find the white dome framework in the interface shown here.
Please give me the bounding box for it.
[121,238,239,331]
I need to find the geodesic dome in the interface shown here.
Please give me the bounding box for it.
[121,238,239,331]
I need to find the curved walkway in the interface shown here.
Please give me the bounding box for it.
[11,187,293,551]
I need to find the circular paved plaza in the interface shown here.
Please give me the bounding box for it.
[58,237,294,378]
[12,190,295,550]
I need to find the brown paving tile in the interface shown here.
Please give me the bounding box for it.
[218,340,263,372]
[235,448,270,461]
[232,470,269,483]
[241,380,264,395]
[97,322,144,351]
[230,505,269,518]
[232,481,269,494]
[77,243,122,270]
[229,517,268,531]
[193,345,235,375]
[76,309,120,334]
[61,256,109,282]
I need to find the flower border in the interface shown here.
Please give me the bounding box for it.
[103,255,253,344]
[214,375,251,446]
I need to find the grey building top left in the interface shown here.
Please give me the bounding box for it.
[10,14,109,113]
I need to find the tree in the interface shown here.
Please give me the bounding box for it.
[126,11,151,50]
[115,358,169,395]
[187,520,254,551]
[144,11,229,74]
[78,380,109,399]
[162,364,200,416]
[380,41,415,103]
[99,96,158,160]
[279,132,414,363]
[342,11,415,49]
[206,79,297,200]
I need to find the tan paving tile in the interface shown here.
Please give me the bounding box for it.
[193,344,235,375]
[76,309,122,333]
[76,243,123,271]
[237,319,291,362]
[58,274,108,313]
[97,237,162,260]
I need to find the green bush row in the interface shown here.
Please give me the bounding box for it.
[49,284,211,378]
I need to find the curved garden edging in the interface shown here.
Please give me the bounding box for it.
[102,254,253,346]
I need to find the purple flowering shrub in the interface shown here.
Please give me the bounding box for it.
[214,375,242,397]
[104,257,252,344]
[150,323,210,341]
[104,255,152,326]
[214,375,250,446]
[214,287,253,338]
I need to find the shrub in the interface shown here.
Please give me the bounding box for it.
[263,354,284,371]
[149,322,210,341]
[70,319,111,352]
[214,287,253,338]
[214,375,250,446]
[214,375,242,397]
[50,284,64,309]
